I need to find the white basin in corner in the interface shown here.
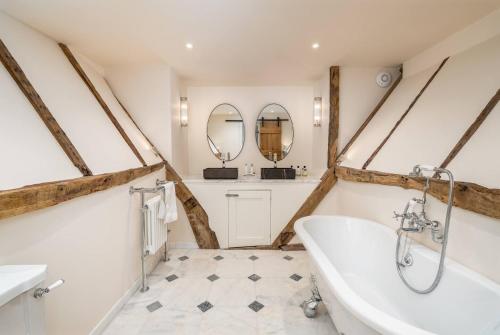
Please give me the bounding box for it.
[0,265,47,307]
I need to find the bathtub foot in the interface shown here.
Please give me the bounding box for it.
[301,276,322,318]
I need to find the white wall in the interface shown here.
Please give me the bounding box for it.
[105,64,173,160]
[323,26,500,284]
[370,36,500,174]
[0,13,177,334]
[0,12,143,177]
[0,169,166,335]
[186,86,315,176]
[404,8,500,78]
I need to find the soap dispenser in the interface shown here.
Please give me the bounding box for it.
[302,166,309,177]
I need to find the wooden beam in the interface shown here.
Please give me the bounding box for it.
[437,89,500,170]
[271,168,338,248]
[104,85,220,249]
[328,66,340,168]
[164,161,220,249]
[0,162,164,220]
[280,243,306,251]
[337,69,402,159]
[362,57,449,169]
[58,43,147,167]
[335,165,500,220]
[0,39,92,176]
[272,65,340,248]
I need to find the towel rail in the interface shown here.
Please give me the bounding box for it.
[130,181,175,292]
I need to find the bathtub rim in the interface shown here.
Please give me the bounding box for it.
[295,215,439,335]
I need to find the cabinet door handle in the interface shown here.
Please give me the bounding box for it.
[225,194,239,197]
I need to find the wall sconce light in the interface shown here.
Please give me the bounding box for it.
[180,97,189,127]
[313,97,322,127]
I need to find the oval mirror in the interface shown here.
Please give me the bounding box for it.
[207,103,245,161]
[255,103,294,161]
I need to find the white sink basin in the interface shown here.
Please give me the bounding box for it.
[0,265,47,307]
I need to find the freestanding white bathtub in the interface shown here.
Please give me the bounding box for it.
[295,215,500,335]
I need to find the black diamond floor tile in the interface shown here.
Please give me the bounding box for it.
[248,300,264,312]
[248,274,261,282]
[165,274,178,282]
[207,274,220,282]
[197,301,213,312]
[146,301,162,312]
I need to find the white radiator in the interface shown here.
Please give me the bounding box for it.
[143,195,167,255]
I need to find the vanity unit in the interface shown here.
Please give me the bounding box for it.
[195,100,318,248]
[184,177,320,248]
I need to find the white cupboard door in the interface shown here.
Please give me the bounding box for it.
[227,190,271,247]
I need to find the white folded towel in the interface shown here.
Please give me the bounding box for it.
[158,182,178,224]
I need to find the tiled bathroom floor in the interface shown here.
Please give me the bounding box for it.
[103,249,338,335]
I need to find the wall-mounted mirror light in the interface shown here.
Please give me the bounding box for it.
[255,103,294,161]
[313,97,322,127]
[180,97,189,127]
[207,103,245,161]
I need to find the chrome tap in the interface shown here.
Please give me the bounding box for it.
[395,164,455,294]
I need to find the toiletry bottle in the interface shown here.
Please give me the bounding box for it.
[250,163,255,175]
[296,165,301,177]
[244,163,249,175]
[302,166,308,177]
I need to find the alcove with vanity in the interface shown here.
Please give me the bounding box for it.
[190,99,320,248]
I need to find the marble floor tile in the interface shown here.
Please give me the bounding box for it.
[103,248,338,335]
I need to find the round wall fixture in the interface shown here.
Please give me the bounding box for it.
[376,72,392,87]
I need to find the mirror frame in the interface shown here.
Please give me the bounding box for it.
[255,103,294,162]
[206,103,245,161]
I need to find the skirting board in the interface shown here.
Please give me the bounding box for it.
[89,278,141,335]
[168,242,199,249]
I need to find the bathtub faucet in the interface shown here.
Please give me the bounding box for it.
[395,164,455,294]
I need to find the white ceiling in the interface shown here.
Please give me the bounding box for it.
[1,0,499,85]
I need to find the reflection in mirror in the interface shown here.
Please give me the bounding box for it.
[255,103,294,161]
[207,103,245,161]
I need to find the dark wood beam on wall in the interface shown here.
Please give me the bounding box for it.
[0,39,92,176]
[272,65,341,248]
[164,161,220,249]
[0,162,164,220]
[335,165,500,220]
[271,168,337,248]
[337,68,402,160]
[362,57,449,169]
[437,88,500,170]
[106,85,220,249]
[328,66,340,168]
[58,43,147,167]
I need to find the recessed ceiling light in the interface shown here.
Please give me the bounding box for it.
[312,43,320,49]
[185,43,193,49]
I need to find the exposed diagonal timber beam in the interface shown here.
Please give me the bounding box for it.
[328,66,340,168]
[106,87,220,249]
[59,43,147,167]
[0,39,92,176]
[0,162,164,220]
[272,65,341,248]
[271,168,337,248]
[337,68,402,159]
[362,57,449,169]
[437,88,500,170]
[163,161,220,249]
[335,166,500,220]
